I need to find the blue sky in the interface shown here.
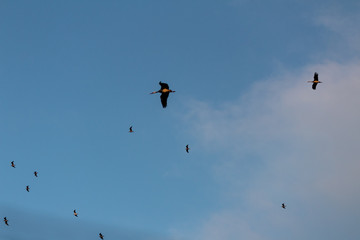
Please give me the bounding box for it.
[1,1,360,239]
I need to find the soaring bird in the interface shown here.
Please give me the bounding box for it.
[99,233,104,239]
[34,171,38,177]
[129,126,134,133]
[150,81,175,108]
[11,161,15,168]
[186,144,190,153]
[308,72,322,90]
[4,217,9,226]
[73,210,78,217]
[26,185,30,192]
[282,203,286,209]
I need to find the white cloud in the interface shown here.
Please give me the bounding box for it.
[181,44,360,240]
[181,60,360,240]
[175,4,360,240]
[315,4,360,58]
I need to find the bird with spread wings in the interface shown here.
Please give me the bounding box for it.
[150,82,175,108]
[308,72,322,90]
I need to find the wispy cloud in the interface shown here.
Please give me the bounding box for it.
[315,3,360,56]
[183,62,360,240]
[179,8,360,240]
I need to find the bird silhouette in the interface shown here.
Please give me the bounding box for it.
[11,161,15,168]
[282,203,286,209]
[150,82,175,108]
[26,185,30,192]
[186,144,190,153]
[4,217,9,226]
[34,171,38,177]
[308,72,322,90]
[99,233,104,239]
[129,126,134,133]
[73,209,78,217]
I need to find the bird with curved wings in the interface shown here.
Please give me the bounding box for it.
[4,217,9,226]
[308,72,322,90]
[150,82,175,108]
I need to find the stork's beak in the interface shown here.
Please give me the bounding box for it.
[150,91,157,94]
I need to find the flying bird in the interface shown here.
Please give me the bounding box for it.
[34,171,38,177]
[282,203,286,209]
[26,185,30,192]
[150,81,175,108]
[73,210,78,217]
[186,144,190,153]
[11,161,15,168]
[129,126,134,133]
[308,72,322,90]
[4,217,9,226]
[99,233,104,239]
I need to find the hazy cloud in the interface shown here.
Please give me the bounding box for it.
[182,59,360,240]
[179,5,360,237]
[316,4,360,56]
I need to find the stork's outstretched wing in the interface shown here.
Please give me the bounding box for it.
[312,82,318,90]
[160,92,169,108]
[159,81,169,90]
[314,72,318,81]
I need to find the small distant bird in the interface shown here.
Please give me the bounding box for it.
[129,126,134,133]
[73,209,78,217]
[11,161,15,168]
[34,171,38,177]
[4,217,9,226]
[186,144,190,153]
[308,72,322,90]
[26,185,30,192]
[150,81,176,108]
[99,233,104,239]
[282,203,286,209]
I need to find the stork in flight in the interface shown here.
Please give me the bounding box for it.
[26,185,30,192]
[34,171,38,177]
[308,72,322,90]
[73,209,78,217]
[11,161,15,168]
[129,126,134,133]
[282,203,286,209]
[4,217,9,226]
[99,233,104,239]
[150,82,175,108]
[186,145,190,153]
